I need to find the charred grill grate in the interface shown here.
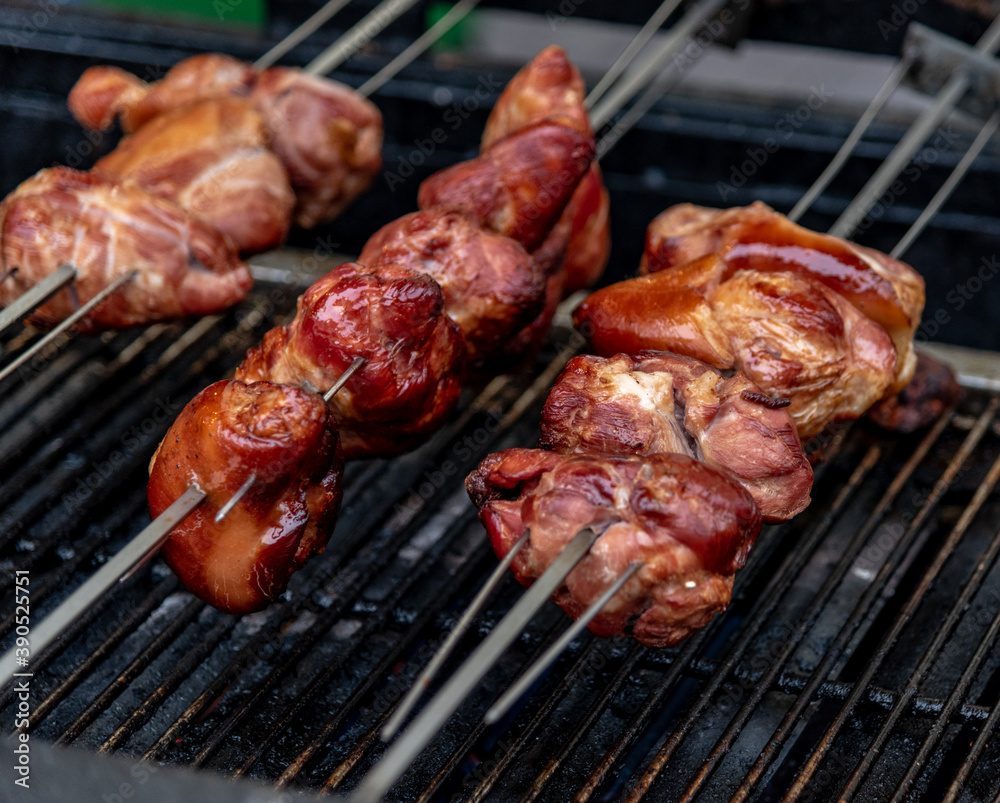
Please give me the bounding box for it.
[2,282,1000,801]
[4,4,1000,801]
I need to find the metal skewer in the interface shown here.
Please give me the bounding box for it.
[0,485,207,687]
[484,561,642,725]
[254,0,354,70]
[305,0,422,77]
[381,531,530,740]
[214,356,366,523]
[351,527,599,803]
[0,270,136,386]
[585,0,684,110]
[0,264,76,339]
[828,13,1000,239]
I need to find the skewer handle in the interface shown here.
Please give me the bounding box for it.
[0,485,206,688]
[305,0,422,77]
[254,0,353,70]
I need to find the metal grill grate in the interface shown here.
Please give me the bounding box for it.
[3,276,1000,800]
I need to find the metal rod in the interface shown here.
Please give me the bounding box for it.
[0,484,206,688]
[357,0,481,97]
[350,527,599,803]
[589,0,728,130]
[584,0,684,110]
[0,270,136,387]
[323,355,366,402]
[305,0,421,77]
[381,531,530,741]
[788,57,912,223]
[829,14,1000,239]
[214,355,367,524]
[891,109,1000,258]
[253,0,353,70]
[0,264,76,338]
[484,561,641,725]
[213,474,256,523]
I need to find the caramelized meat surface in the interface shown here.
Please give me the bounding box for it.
[69,54,256,134]
[867,351,964,432]
[236,262,465,460]
[358,207,547,364]
[574,255,898,438]
[95,98,294,254]
[251,67,383,228]
[148,380,344,614]
[539,352,813,521]
[418,120,595,254]
[481,45,610,293]
[642,202,925,391]
[467,449,762,647]
[0,167,252,330]
[69,55,383,229]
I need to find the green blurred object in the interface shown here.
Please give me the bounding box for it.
[86,0,266,29]
[426,2,475,52]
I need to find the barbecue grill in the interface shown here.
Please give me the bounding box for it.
[3,1,1000,801]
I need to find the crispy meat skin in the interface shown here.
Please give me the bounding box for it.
[481,45,610,293]
[251,67,383,228]
[641,202,925,392]
[236,262,464,460]
[148,380,344,614]
[574,255,898,438]
[69,54,256,133]
[867,351,964,432]
[418,120,595,253]
[0,167,252,330]
[69,55,383,229]
[95,98,294,254]
[358,207,547,364]
[539,352,813,521]
[467,449,762,647]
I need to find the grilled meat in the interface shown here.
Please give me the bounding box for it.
[467,448,762,648]
[358,207,547,364]
[236,262,465,460]
[0,167,251,330]
[574,254,900,438]
[69,54,383,229]
[481,45,610,293]
[69,53,256,134]
[148,380,344,614]
[418,119,595,254]
[867,351,964,432]
[641,201,925,392]
[94,98,295,254]
[539,351,813,521]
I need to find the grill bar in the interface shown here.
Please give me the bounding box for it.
[719,400,999,803]
[791,442,1000,799]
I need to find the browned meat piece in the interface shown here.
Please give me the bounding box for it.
[95,98,294,254]
[573,255,899,438]
[867,351,964,432]
[358,207,547,364]
[69,54,256,134]
[0,167,252,330]
[467,449,762,648]
[481,45,611,293]
[68,55,383,229]
[251,67,383,228]
[539,352,813,521]
[148,380,344,614]
[418,120,595,254]
[236,262,465,460]
[641,202,925,392]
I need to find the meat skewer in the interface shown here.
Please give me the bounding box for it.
[357,15,982,800]
[0,4,478,383]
